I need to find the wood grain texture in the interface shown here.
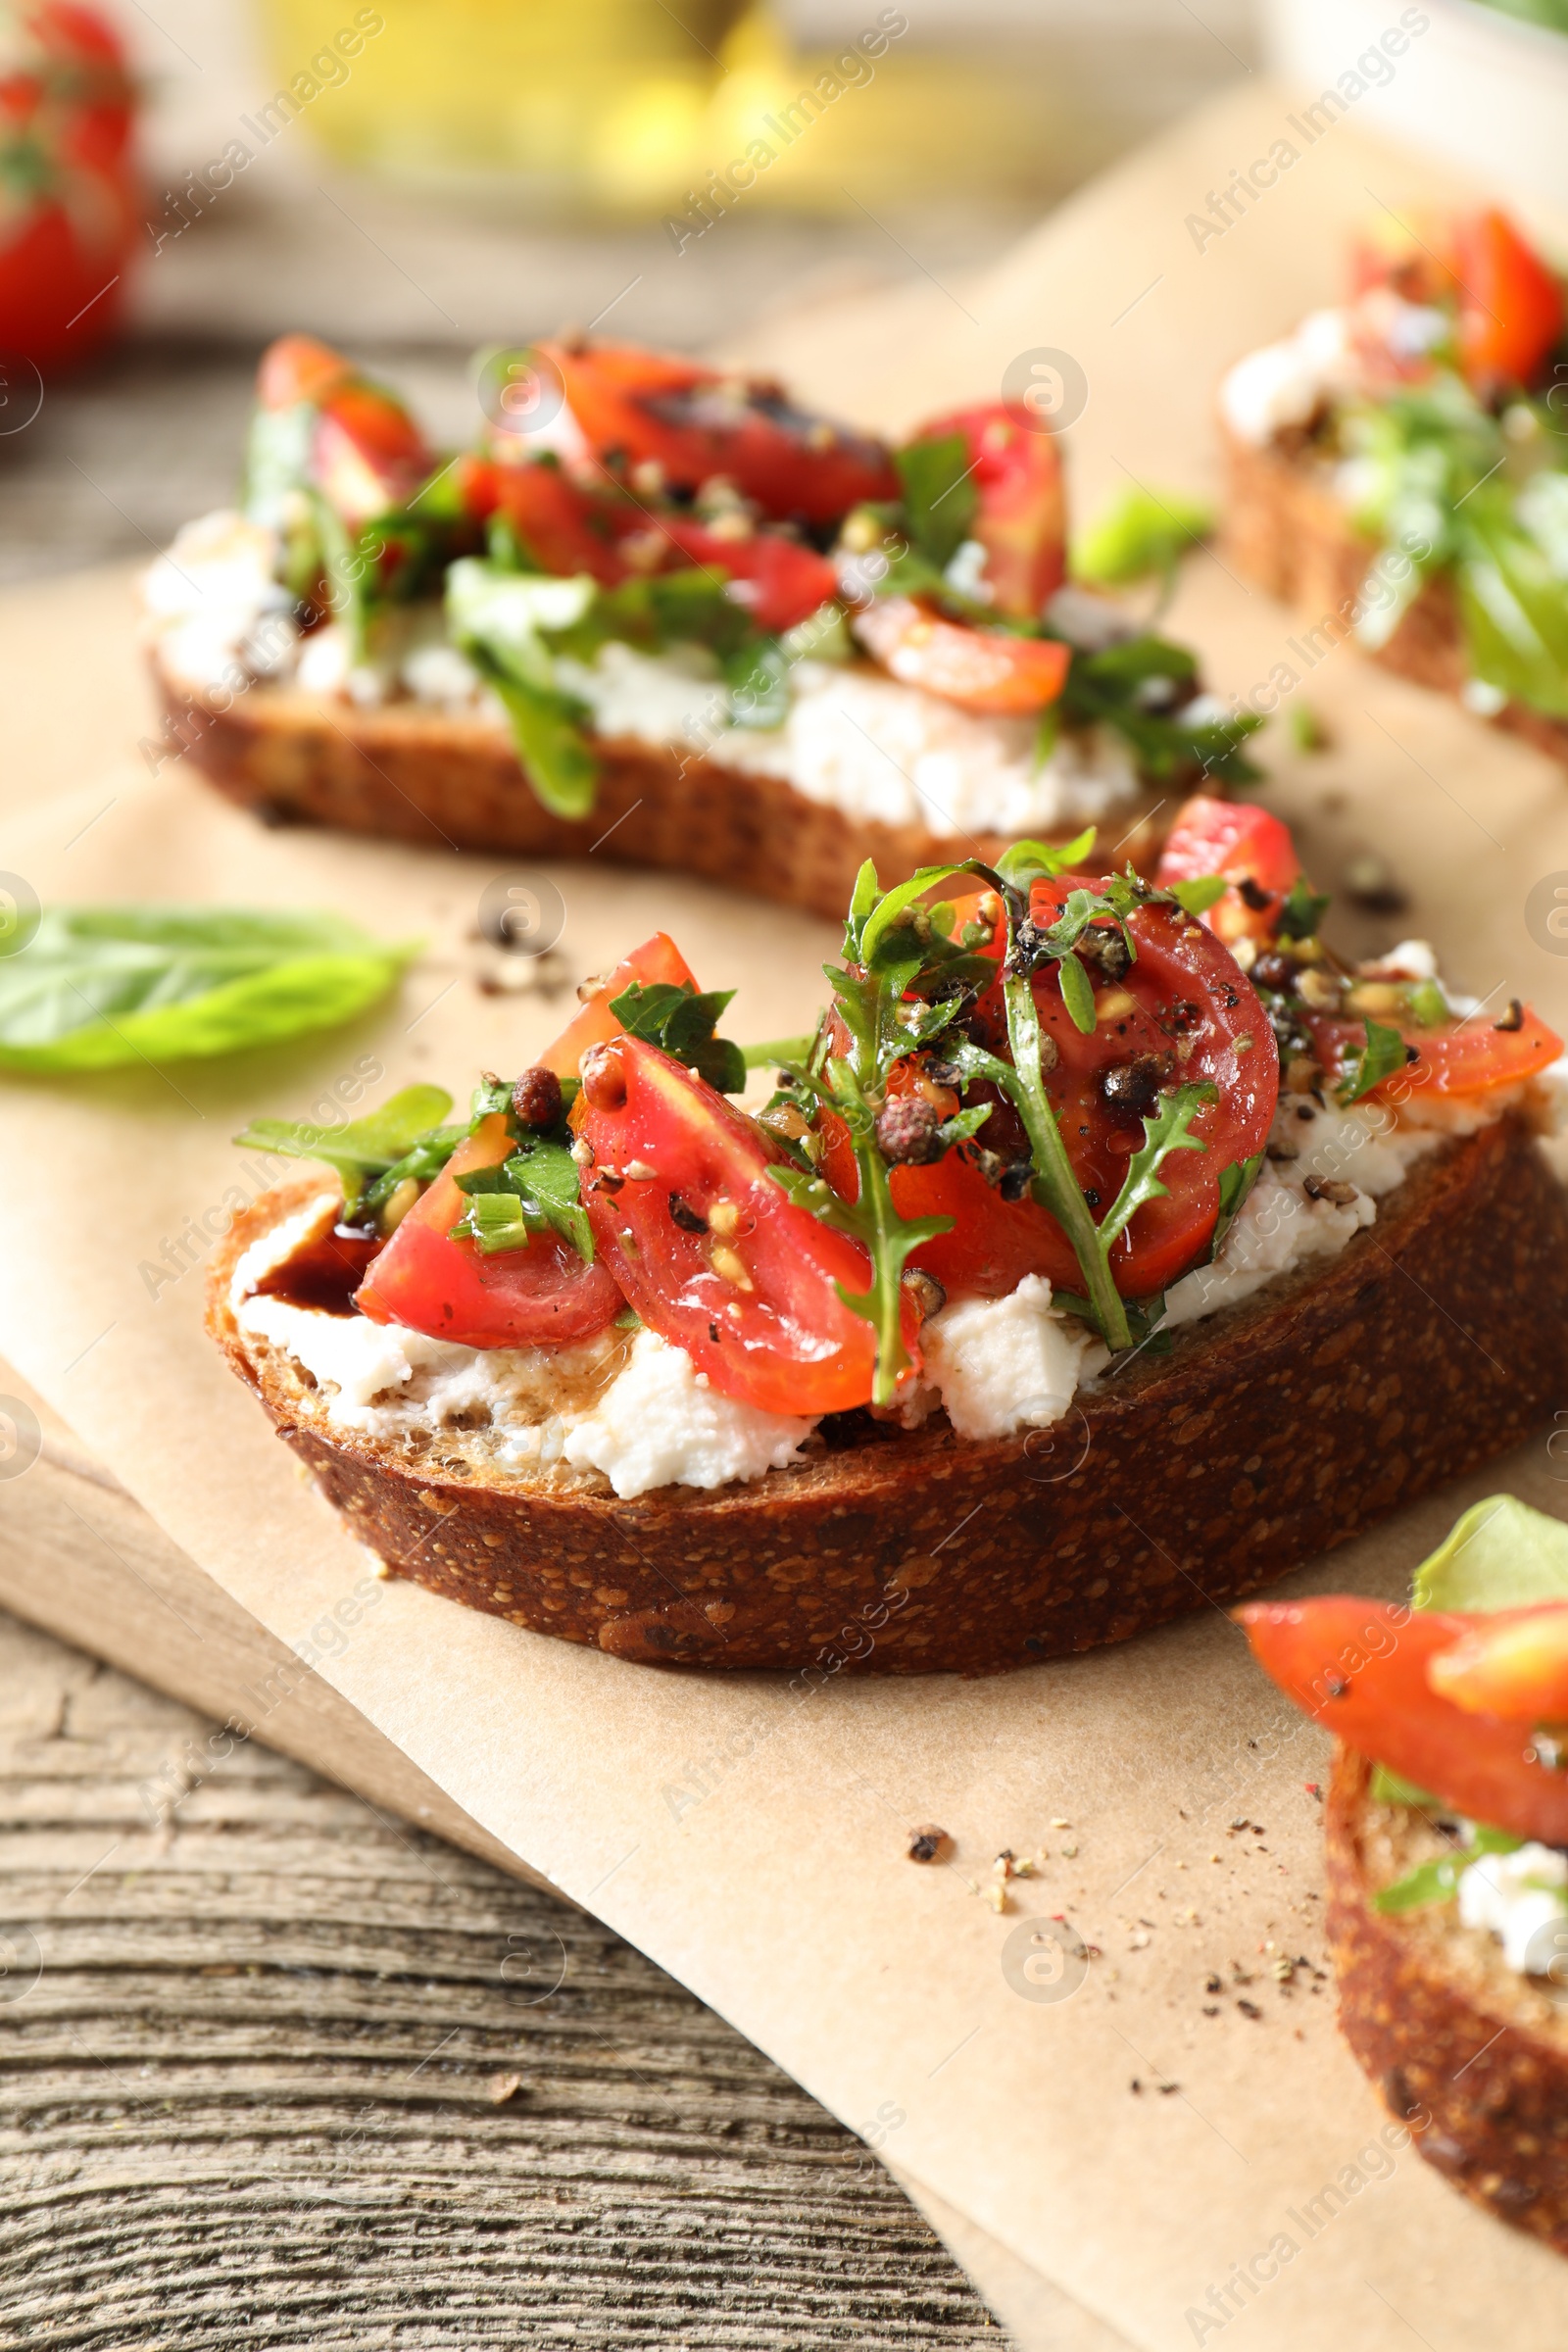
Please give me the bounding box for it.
[0,1605,1005,2349]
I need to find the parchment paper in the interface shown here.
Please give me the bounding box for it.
[6,82,1568,2350]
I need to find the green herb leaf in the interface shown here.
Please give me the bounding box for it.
[895,432,978,571]
[0,907,412,1075]
[1057,630,1263,785]
[1071,483,1214,587]
[609,980,746,1094]
[725,636,789,731]
[235,1083,454,1214]
[1209,1149,1264,1259]
[1337,1016,1409,1106]
[452,1135,594,1261]
[1055,948,1097,1034]
[995,829,1097,885]
[741,1033,816,1069]
[447,558,602,816]
[1166,875,1229,917]
[1370,1763,1444,1808]
[1277,878,1331,941]
[1413,1494,1568,1613]
[1374,1824,1525,1915]
[1098,1083,1218,1250]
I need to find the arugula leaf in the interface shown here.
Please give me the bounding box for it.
[895,433,978,571]
[1337,1016,1410,1106]
[1165,875,1229,917]
[1071,483,1214,588]
[1055,949,1096,1035]
[1374,1824,1524,1915]
[0,907,412,1074]
[767,1111,953,1382]
[1277,877,1331,942]
[995,829,1097,886]
[1209,1150,1264,1259]
[451,1136,594,1261]
[235,1084,455,1215]
[1097,1083,1217,1249]
[609,981,747,1094]
[742,1033,816,1069]
[1057,631,1263,785]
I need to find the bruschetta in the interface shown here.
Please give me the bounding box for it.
[145,333,1259,918]
[1242,1494,1568,2252]
[1219,207,1568,759]
[207,797,1568,1672]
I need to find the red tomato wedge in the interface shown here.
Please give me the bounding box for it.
[541,933,699,1082]
[1305,1003,1562,1106]
[538,339,899,525]
[463,457,633,586]
[1156,796,1302,948]
[354,1112,622,1348]
[1452,208,1565,392]
[908,404,1066,618]
[654,518,838,633]
[854,597,1070,713]
[1428,1604,1568,1720]
[312,382,435,530]
[257,333,356,413]
[574,1038,913,1417]
[819,878,1277,1300]
[1237,1595,1568,1847]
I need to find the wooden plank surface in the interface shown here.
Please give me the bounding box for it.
[0,1596,1005,2346]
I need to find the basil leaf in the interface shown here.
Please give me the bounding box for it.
[471,652,599,819]
[725,636,789,731]
[609,980,746,1094]
[0,907,411,1074]
[1337,1016,1409,1106]
[1071,483,1214,587]
[1413,1494,1568,1613]
[1166,875,1228,917]
[235,1083,455,1211]
[895,432,978,571]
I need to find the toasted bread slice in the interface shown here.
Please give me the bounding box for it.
[1328,1745,1568,2249]
[149,651,1171,923]
[205,1113,1568,1673]
[1220,423,1568,765]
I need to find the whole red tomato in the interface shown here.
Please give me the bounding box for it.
[0,2,137,373]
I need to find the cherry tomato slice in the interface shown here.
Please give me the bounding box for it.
[257,332,355,413]
[355,1112,622,1348]
[463,455,635,586]
[1237,1595,1568,1847]
[542,933,699,1082]
[1156,795,1302,948]
[655,517,838,633]
[311,381,435,531]
[820,880,1277,1301]
[1428,1604,1568,1721]
[1452,208,1565,392]
[1305,1003,1562,1106]
[539,338,899,525]
[853,597,1070,714]
[908,403,1066,619]
[574,1038,915,1417]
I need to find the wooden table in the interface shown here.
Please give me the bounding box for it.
[0,1602,1001,2345]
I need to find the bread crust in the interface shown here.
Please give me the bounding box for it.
[149,651,1170,922]
[205,1113,1568,1673]
[1328,1745,1568,2250]
[1220,422,1568,765]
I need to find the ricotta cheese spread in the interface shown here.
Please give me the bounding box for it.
[143,512,1143,837]
[1219,294,1450,447]
[1458,1840,1568,1978]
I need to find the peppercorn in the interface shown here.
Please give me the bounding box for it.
[1099,1052,1175,1125]
[580,1043,627,1112]
[1250,951,1298,992]
[1076,925,1131,984]
[873,1095,945,1165]
[512,1065,564,1130]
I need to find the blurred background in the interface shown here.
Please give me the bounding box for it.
[5,0,1568,581]
[1,0,1262,580]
